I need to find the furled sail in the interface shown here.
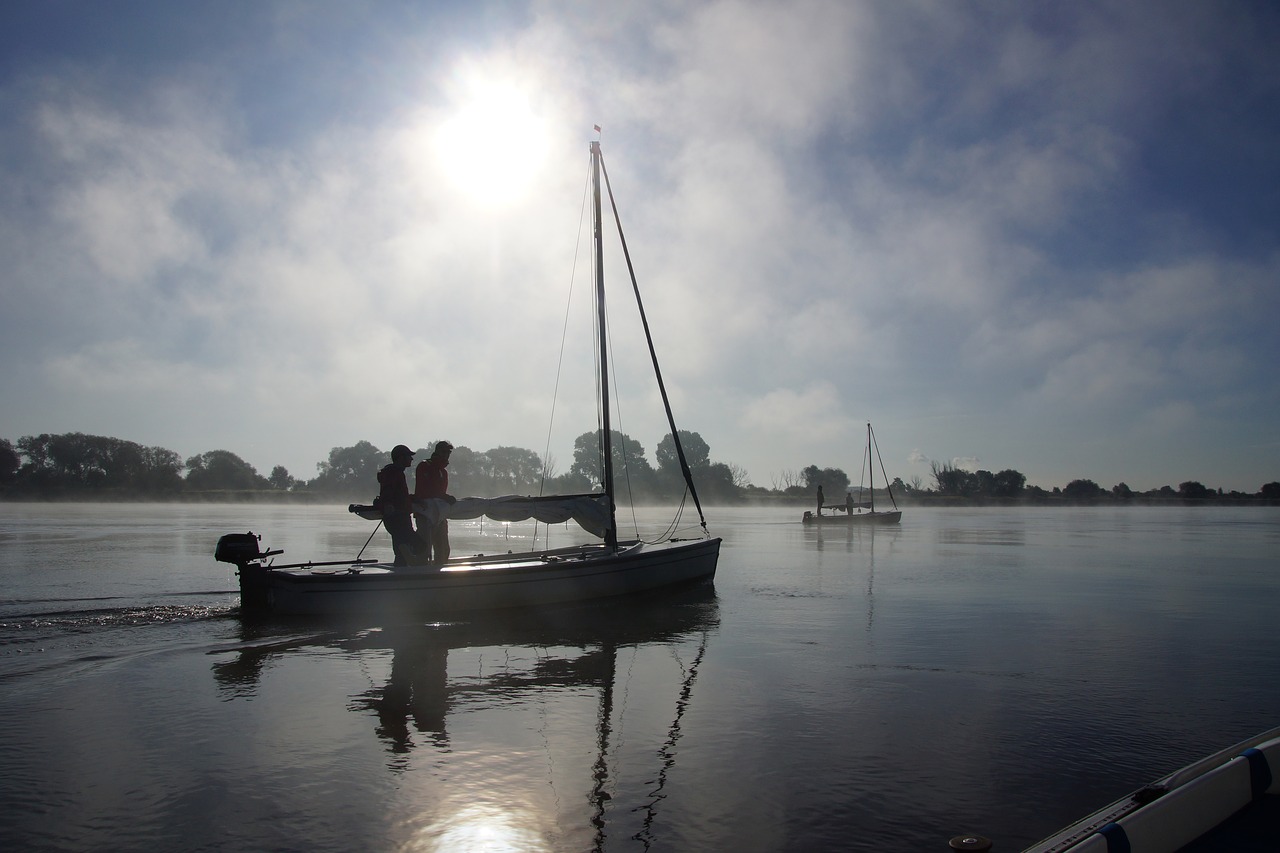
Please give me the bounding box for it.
[351,495,612,538]
[432,495,613,538]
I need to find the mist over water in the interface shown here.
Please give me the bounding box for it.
[1,503,1278,851]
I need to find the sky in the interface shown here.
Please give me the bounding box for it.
[2,0,1278,494]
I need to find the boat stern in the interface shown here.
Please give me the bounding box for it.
[214,531,281,613]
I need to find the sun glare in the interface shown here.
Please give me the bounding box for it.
[433,80,549,208]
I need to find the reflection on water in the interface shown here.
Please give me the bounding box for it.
[209,585,720,852]
[360,637,451,754]
[4,504,1280,852]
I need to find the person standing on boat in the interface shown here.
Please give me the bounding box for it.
[415,440,457,563]
[816,484,825,516]
[845,490,854,515]
[379,444,426,567]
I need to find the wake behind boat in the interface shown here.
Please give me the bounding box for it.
[215,139,720,617]
[802,422,901,525]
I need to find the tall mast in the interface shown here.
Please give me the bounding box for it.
[591,141,618,549]
[867,422,874,512]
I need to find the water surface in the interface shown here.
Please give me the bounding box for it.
[1,503,1277,851]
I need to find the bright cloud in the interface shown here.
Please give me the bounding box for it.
[1,1,1278,492]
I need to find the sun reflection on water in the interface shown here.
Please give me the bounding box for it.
[402,802,553,853]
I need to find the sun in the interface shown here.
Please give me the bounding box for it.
[433,79,550,208]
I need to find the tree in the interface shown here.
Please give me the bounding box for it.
[802,464,850,496]
[772,469,803,490]
[655,431,711,473]
[992,469,1026,497]
[269,465,296,491]
[693,461,742,503]
[656,431,736,497]
[435,444,479,494]
[1262,482,1280,499]
[570,430,656,498]
[138,446,184,492]
[477,446,543,494]
[1112,482,1134,499]
[1178,481,1210,500]
[1062,479,1103,501]
[185,450,270,491]
[310,441,384,494]
[12,432,182,493]
[726,463,751,489]
[1,439,21,484]
[931,461,973,495]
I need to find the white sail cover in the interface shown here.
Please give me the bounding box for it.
[411,495,613,538]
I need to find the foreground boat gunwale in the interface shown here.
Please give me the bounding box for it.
[1021,725,1280,853]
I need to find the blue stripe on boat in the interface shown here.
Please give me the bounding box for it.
[1242,747,1271,802]
[1098,821,1130,853]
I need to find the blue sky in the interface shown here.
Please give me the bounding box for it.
[2,0,1278,493]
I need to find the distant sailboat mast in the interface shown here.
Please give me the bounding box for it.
[867,422,874,513]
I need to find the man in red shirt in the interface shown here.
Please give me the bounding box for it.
[414,441,456,563]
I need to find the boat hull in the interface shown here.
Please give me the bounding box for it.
[1021,726,1280,852]
[802,510,901,525]
[239,538,721,617]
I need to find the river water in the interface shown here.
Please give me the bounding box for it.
[1,502,1277,852]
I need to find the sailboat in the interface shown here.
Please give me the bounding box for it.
[215,139,720,617]
[802,422,901,525]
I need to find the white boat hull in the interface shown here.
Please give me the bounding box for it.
[1021,726,1280,852]
[239,538,721,617]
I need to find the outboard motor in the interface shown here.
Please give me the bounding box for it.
[215,532,282,613]
[215,532,266,566]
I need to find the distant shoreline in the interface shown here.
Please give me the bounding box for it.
[2,491,1276,508]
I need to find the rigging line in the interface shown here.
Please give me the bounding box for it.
[858,436,869,496]
[870,423,899,509]
[653,490,688,541]
[599,149,710,536]
[631,630,712,847]
[533,644,566,845]
[539,161,594,505]
[355,520,383,562]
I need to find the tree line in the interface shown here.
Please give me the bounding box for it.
[923,461,1280,503]
[0,430,749,503]
[2,431,1275,504]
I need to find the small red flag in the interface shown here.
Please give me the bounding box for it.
[593,124,602,132]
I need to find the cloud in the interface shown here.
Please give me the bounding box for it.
[1,0,1278,492]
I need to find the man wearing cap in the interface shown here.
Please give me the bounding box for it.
[378,444,427,566]
[415,440,457,563]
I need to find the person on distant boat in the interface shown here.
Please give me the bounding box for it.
[846,491,854,515]
[816,485,825,516]
[415,440,457,563]
[378,444,427,567]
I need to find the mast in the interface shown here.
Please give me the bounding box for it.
[867,422,874,513]
[591,141,619,549]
